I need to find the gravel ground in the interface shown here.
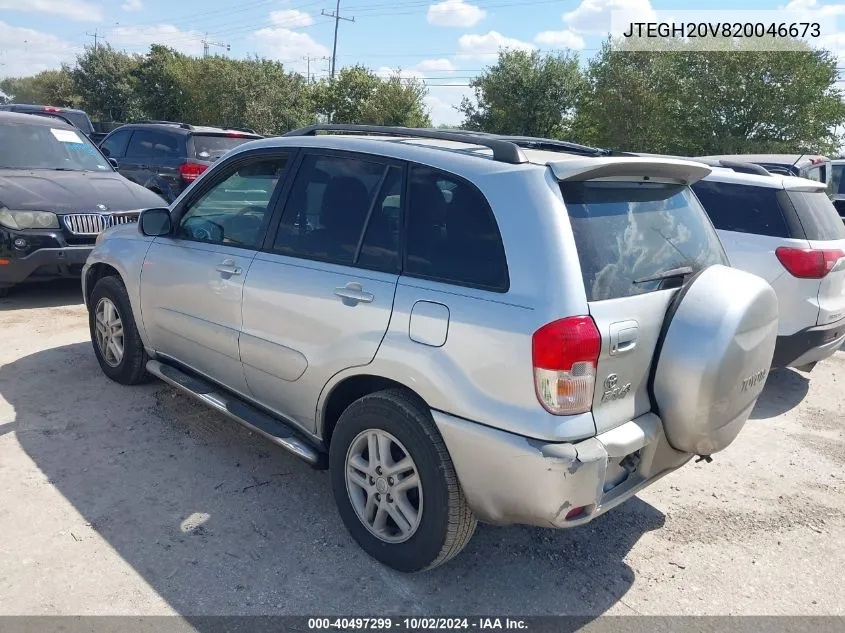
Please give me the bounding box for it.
[1,280,844,617]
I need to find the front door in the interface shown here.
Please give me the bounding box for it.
[139,151,291,395]
[240,151,403,431]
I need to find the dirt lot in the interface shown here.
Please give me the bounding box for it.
[1,280,844,617]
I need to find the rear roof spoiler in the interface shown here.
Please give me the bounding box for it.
[549,157,712,185]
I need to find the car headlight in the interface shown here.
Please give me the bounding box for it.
[0,208,60,230]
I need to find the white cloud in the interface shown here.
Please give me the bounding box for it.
[377,66,426,79]
[0,0,103,21]
[784,0,845,15]
[534,29,585,48]
[121,0,143,11]
[426,84,472,126]
[109,24,204,56]
[416,58,457,72]
[0,21,78,78]
[253,28,331,73]
[427,0,486,27]
[457,31,535,60]
[269,9,315,27]
[563,0,655,34]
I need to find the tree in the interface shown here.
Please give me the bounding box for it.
[459,50,586,138]
[132,45,189,122]
[577,39,845,155]
[72,44,141,121]
[0,66,79,107]
[313,65,431,127]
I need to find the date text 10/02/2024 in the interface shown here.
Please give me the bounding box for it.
[307,618,528,630]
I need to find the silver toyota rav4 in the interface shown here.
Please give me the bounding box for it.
[82,125,779,572]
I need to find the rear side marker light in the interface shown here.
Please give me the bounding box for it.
[565,506,587,520]
[532,316,601,415]
[775,247,844,279]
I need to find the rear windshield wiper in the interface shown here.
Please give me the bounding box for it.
[633,266,694,285]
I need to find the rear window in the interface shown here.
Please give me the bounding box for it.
[787,190,845,240]
[692,180,790,238]
[61,111,94,134]
[561,181,727,302]
[192,134,255,161]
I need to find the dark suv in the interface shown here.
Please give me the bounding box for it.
[0,104,96,138]
[99,121,263,203]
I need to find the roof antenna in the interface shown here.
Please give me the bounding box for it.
[792,153,805,169]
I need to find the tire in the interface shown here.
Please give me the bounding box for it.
[329,388,476,572]
[89,275,151,385]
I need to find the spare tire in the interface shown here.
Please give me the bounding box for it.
[651,264,778,456]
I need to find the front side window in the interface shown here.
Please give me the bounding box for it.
[273,154,399,270]
[176,155,288,248]
[0,121,111,172]
[404,165,509,291]
[100,129,131,159]
[563,181,727,302]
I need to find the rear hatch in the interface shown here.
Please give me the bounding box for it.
[190,132,262,163]
[555,162,728,434]
[782,186,845,326]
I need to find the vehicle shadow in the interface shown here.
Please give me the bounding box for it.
[0,279,83,311]
[750,367,810,420]
[1,342,665,617]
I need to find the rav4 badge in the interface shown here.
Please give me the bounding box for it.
[601,373,632,403]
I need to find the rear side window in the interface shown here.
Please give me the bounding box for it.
[192,134,255,161]
[273,153,399,271]
[404,165,508,291]
[692,180,790,238]
[787,190,845,240]
[561,181,727,302]
[126,130,184,159]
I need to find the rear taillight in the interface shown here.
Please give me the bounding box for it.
[226,132,246,138]
[42,106,61,112]
[179,162,208,183]
[532,316,601,415]
[775,247,844,279]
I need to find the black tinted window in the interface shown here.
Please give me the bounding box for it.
[100,129,131,158]
[126,130,183,158]
[192,134,255,161]
[787,190,845,240]
[273,154,389,266]
[562,181,727,302]
[831,164,845,195]
[692,180,790,238]
[405,166,508,291]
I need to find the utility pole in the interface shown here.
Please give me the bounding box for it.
[85,29,102,50]
[202,33,231,58]
[302,55,330,83]
[321,0,354,78]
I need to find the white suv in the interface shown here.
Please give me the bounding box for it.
[692,166,845,370]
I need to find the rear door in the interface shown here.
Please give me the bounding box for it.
[783,188,845,326]
[239,150,402,432]
[560,180,728,434]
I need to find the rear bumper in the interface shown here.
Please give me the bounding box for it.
[772,317,845,369]
[0,246,92,287]
[433,411,691,528]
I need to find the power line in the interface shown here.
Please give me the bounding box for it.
[322,0,355,78]
[85,28,103,50]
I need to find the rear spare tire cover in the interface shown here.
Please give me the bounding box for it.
[652,264,778,456]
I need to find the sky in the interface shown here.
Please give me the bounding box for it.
[1,0,845,125]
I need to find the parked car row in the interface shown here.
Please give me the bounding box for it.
[3,114,843,573]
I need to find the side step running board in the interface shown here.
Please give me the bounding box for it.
[146,359,327,469]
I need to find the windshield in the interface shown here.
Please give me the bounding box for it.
[561,181,728,301]
[0,121,111,171]
[192,134,256,161]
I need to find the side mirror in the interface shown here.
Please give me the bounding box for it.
[108,157,118,169]
[138,208,172,237]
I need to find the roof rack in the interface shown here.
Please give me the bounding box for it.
[133,120,194,130]
[448,130,614,157]
[284,124,527,165]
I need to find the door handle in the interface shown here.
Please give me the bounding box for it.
[609,320,639,356]
[215,259,242,276]
[334,282,374,305]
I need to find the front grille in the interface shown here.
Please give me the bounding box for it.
[62,212,139,235]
